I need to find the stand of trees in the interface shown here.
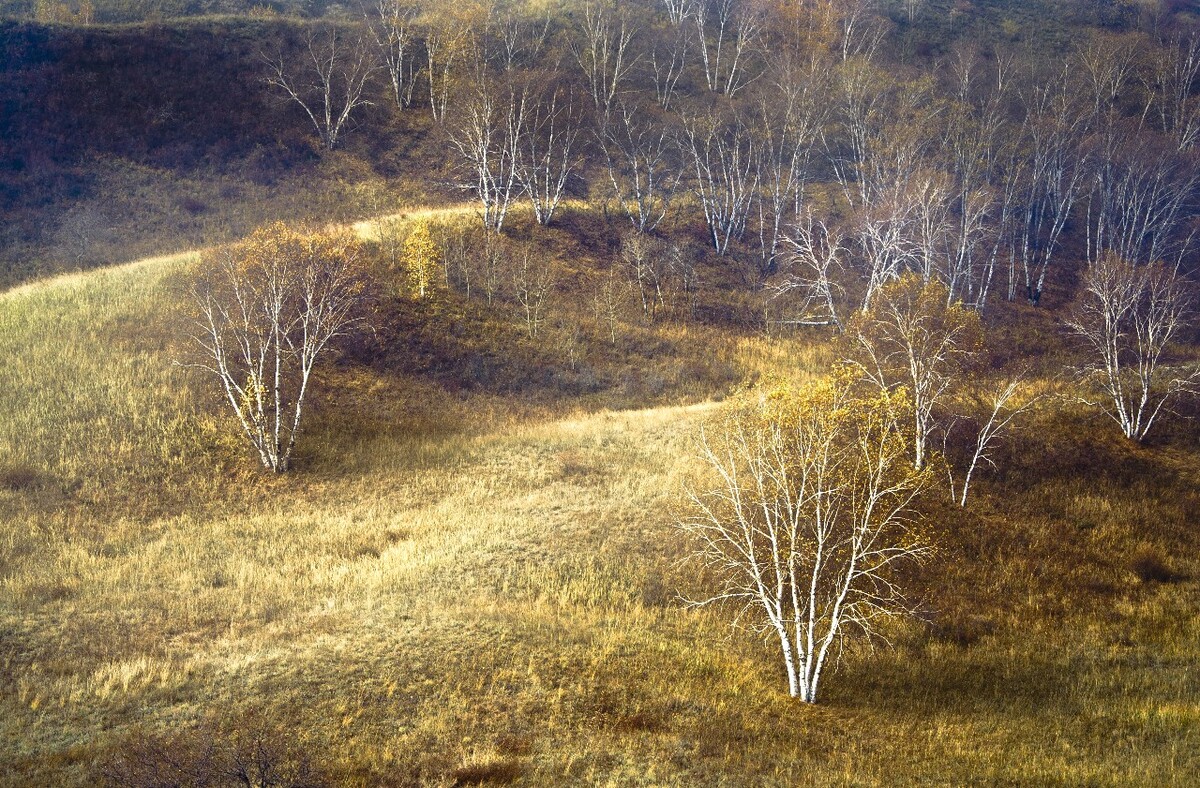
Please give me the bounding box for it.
[259,0,1200,319]
[176,0,1200,704]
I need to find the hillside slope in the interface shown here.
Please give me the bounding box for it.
[1,228,1199,785]
[0,17,433,287]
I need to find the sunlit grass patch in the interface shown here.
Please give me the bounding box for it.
[1,224,1199,786]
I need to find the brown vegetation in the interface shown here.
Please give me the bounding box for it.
[3,0,1200,784]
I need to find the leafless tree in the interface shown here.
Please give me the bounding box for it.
[944,182,995,307]
[447,62,530,231]
[550,317,584,371]
[1066,254,1199,442]
[828,56,893,211]
[602,101,681,232]
[929,58,1009,307]
[421,12,470,123]
[264,26,378,151]
[518,81,584,226]
[668,241,700,320]
[572,3,639,129]
[751,58,828,269]
[435,219,472,296]
[188,224,368,472]
[905,170,956,286]
[592,265,630,344]
[650,19,691,111]
[769,214,846,330]
[943,374,1042,507]
[372,213,405,274]
[1085,126,1198,270]
[681,107,758,255]
[1077,32,1138,129]
[496,6,551,73]
[55,204,111,268]
[901,0,923,24]
[692,0,763,96]
[853,182,918,310]
[1145,33,1200,152]
[681,380,931,702]
[476,229,507,305]
[844,274,982,470]
[366,0,420,108]
[836,0,884,63]
[661,0,697,25]
[830,61,1013,311]
[621,231,668,322]
[510,247,555,339]
[1012,64,1091,304]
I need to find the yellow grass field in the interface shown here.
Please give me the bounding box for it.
[1,229,1199,786]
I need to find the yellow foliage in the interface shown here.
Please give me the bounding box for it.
[220,222,367,295]
[727,374,923,493]
[403,220,439,300]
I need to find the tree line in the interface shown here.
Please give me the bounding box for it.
[267,0,1200,309]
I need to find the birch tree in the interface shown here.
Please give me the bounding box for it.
[403,220,439,299]
[751,58,828,269]
[572,2,639,129]
[661,0,697,25]
[510,247,555,339]
[592,265,630,344]
[650,17,691,111]
[1066,254,1199,441]
[944,374,1042,507]
[621,231,669,322]
[367,0,420,109]
[940,52,1008,307]
[602,100,681,232]
[1145,33,1200,152]
[680,107,758,255]
[1085,127,1198,269]
[844,274,983,470]
[188,224,369,472]
[447,64,531,231]
[1013,65,1090,305]
[264,26,378,151]
[769,214,847,330]
[518,82,584,226]
[692,0,763,97]
[681,377,932,702]
[421,7,473,123]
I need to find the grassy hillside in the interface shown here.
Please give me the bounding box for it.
[4,0,1200,782]
[1,211,1199,786]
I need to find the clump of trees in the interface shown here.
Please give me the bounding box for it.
[251,1,1200,332]
[188,223,370,472]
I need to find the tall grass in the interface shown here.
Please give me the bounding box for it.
[0,253,231,505]
[1,233,1198,786]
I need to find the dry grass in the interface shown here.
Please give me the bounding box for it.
[1,228,1198,786]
